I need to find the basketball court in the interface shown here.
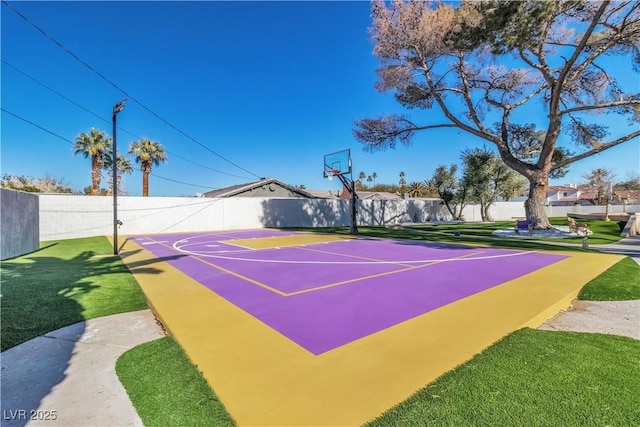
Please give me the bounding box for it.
[119,228,622,426]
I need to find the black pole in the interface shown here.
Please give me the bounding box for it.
[112,99,126,255]
[337,173,358,236]
[350,178,358,235]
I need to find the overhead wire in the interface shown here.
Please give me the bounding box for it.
[1,107,220,191]
[2,0,262,179]
[2,60,254,180]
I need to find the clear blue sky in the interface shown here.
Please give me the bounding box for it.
[2,1,638,196]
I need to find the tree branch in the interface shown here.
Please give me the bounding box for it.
[420,66,499,144]
[457,52,489,133]
[552,1,610,115]
[552,130,640,170]
[560,99,640,115]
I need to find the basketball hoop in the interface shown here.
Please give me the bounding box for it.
[325,169,339,181]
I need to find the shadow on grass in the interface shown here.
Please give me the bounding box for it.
[0,237,161,426]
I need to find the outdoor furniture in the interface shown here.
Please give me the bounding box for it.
[514,220,533,236]
[567,216,589,235]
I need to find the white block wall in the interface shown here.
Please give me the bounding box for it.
[38,194,640,241]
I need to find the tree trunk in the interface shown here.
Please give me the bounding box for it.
[91,155,102,196]
[442,199,456,219]
[524,176,552,229]
[480,202,492,222]
[142,172,149,197]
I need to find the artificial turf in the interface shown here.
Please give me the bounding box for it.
[578,257,640,301]
[0,236,148,351]
[116,336,236,427]
[366,328,640,427]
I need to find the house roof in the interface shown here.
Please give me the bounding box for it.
[613,189,640,199]
[547,186,578,192]
[203,178,316,198]
[305,190,340,199]
[357,191,404,200]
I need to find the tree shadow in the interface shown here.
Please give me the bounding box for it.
[0,243,58,261]
[118,248,188,272]
[259,199,351,228]
[0,245,162,426]
[258,199,447,229]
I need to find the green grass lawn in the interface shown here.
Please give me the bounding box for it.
[402,217,624,245]
[295,216,624,249]
[579,257,640,301]
[0,236,148,351]
[366,329,640,427]
[116,337,235,427]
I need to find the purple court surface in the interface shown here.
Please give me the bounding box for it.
[131,230,567,355]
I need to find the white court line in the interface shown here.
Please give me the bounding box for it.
[170,232,542,265]
[173,244,540,265]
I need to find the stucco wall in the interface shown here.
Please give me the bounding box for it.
[1,188,39,260]
[38,196,449,240]
[37,194,640,241]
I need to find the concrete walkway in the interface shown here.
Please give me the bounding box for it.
[589,235,640,263]
[0,310,164,427]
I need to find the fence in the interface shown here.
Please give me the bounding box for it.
[28,193,640,241]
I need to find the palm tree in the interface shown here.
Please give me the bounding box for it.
[372,172,378,185]
[104,154,134,195]
[73,128,111,195]
[408,181,425,197]
[129,138,167,197]
[399,171,407,193]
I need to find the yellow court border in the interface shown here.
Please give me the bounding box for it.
[119,235,623,426]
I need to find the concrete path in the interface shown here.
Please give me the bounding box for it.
[539,300,640,339]
[0,310,164,427]
[589,235,640,264]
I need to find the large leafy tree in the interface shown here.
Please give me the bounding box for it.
[427,164,468,219]
[354,0,640,228]
[73,128,111,196]
[461,147,526,220]
[129,138,167,197]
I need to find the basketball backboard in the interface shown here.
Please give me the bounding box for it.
[323,149,351,178]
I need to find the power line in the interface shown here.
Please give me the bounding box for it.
[2,0,262,179]
[1,107,73,146]
[148,173,213,189]
[1,108,219,191]
[2,60,254,180]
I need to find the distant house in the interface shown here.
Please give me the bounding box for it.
[305,189,340,199]
[545,184,640,206]
[339,184,404,201]
[546,185,586,206]
[204,178,316,198]
[612,189,640,205]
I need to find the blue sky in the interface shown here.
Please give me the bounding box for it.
[2,1,638,196]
